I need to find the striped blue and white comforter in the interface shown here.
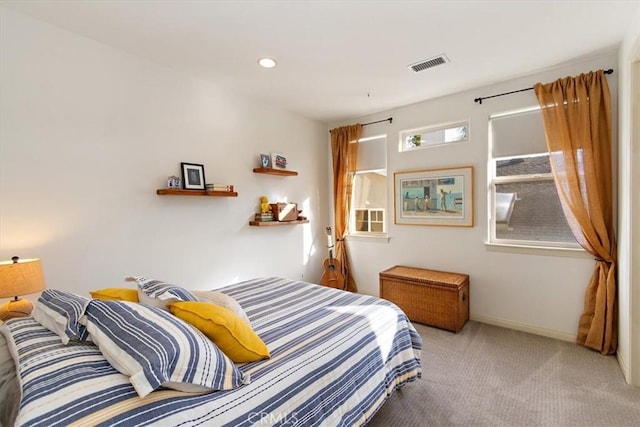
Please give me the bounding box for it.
[1,277,422,426]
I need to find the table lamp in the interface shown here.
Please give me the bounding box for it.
[0,256,46,321]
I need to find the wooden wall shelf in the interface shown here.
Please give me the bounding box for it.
[253,168,298,176]
[249,219,309,227]
[156,189,238,197]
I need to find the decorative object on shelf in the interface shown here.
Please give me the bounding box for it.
[181,162,206,190]
[253,196,274,222]
[259,154,272,169]
[0,256,46,321]
[167,175,181,188]
[206,183,235,192]
[270,153,287,169]
[270,203,298,222]
[394,166,474,227]
[260,196,270,213]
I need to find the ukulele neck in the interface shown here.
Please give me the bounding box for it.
[326,227,335,265]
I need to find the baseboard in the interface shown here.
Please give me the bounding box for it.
[470,314,576,343]
[617,352,630,384]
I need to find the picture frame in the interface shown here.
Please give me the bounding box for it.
[271,153,287,169]
[394,166,474,227]
[180,162,206,190]
[260,154,272,168]
[167,175,181,188]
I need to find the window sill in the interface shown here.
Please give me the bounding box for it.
[484,242,591,259]
[346,233,390,243]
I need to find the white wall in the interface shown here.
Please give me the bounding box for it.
[0,8,329,299]
[3,6,635,375]
[617,2,640,385]
[333,55,619,343]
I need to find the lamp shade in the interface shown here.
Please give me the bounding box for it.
[0,258,46,299]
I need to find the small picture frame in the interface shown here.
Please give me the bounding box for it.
[260,154,272,168]
[167,175,181,188]
[180,162,206,190]
[271,153,287,169]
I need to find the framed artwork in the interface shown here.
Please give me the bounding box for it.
[260,154,272,168]
[271,153,287,169]
[394,166,473,227]
[180,162,206,190]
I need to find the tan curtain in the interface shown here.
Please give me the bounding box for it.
[329,124,362,292]
[534,70,617,355]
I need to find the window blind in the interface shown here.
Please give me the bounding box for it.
[490,107,547,158]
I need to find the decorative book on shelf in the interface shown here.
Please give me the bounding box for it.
[254,212,275,222]
[206,183,234,192]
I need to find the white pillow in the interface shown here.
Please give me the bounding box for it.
[192,290,251,326]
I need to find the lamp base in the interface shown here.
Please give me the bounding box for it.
[0,298,34,321]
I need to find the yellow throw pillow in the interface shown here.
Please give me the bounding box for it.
[169,301,270,363]
[90,288,139,303]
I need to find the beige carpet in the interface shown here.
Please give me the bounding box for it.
[369,321,640,426]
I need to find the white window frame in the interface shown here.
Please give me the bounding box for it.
[399,120,469,152]
[353,207,385,233]
[487,108,584,254]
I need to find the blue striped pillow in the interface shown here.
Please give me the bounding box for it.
[82,299,249,398]
[132,278,198,310]
[31,289,91,344]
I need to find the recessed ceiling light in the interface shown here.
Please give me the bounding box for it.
[258,57,277,68]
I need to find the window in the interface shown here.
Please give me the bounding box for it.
[354,208,384,232]
[399,120,469,152]
[350,135,387,236]
[488,107,579,249]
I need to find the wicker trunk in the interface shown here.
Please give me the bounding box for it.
[379,265,469,333]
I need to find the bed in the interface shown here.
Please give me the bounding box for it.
[0,277,422,426]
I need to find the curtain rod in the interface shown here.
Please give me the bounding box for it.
[329,117,392,134]
[473,69,614,104]
[363,117,393,126]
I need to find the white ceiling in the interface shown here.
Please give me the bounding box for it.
[2,0,638,124]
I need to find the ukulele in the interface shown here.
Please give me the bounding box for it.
[320,227,345,290]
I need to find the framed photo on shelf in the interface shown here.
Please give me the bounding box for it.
[260,154,272,168]
[167,175,181,188]
[394,166,473,227]
[271,153,287,169]
[181,162,206,190]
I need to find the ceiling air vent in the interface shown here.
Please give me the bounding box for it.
[408,54,450,73]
